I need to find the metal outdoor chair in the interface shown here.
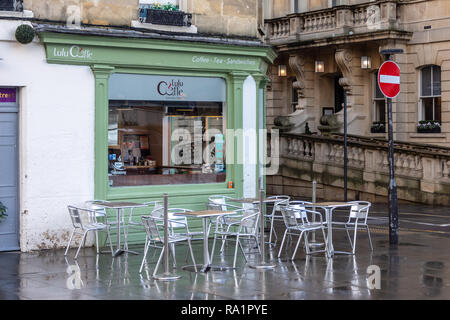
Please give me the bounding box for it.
[65,205,114,259]
[331,201,373,253]
[139,216,197,275]
[264,195,290,245]
[124,201,163,251]
[210,208,260,268]
[278,205,328,260]
[150,207,203,267]
[207,195,248,252]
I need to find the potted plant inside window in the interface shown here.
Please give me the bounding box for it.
[0,201,7,223]
[371,122,386,133]
[417,120,441,133]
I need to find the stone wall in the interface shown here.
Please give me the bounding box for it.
[24,0,139,26]
[267,132,450,205]
[22,0,261,38]
[189,0,259,38]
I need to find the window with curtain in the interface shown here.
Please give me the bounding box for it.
[420,65,441,122]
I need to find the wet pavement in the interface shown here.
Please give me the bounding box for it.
[1,202,450,300]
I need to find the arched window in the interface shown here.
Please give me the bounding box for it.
[419,65,441,122]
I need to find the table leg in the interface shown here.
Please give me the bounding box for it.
[200,217,210,272]
[114,208,124,257]
[327,208,334,258]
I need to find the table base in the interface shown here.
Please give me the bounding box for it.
[153,273,182,281]
[249,262,276,270]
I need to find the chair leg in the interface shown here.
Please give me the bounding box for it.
[304,232,311,255]
[210,234,218,265]
[238,239,248,263]
[106,228,114,257]
[233,235,240,268]
[75,231,88,260]
[95,231,99,254]
[291,231,304,260]
[153,247,165,278]
[345,225,353,248]
[187,239,198,272]
[366,225,373,251]
[220,225,231,253]
[277,229,288,258]
[64,229,76,256]
[170,243,177,268]
[352,221,358,254]
[321,227,329,254]
[139,238,151,273]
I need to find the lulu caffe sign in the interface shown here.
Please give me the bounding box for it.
[0,88,17,103]
[53,45,93,60]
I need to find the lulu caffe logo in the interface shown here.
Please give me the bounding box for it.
[157,79,185,98]
[53,45,93,59]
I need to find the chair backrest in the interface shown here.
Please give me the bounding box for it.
[68,206,84,229]
[280,206,300,228]
[266,195,290,215]
[150,207,192,230]
[141,216,163,242]
[239,209,260,234]
[208,195,243,211]
[348,201,371,221]
[68,206,98,229]
[287,201,313,223]
[85,200,109,216]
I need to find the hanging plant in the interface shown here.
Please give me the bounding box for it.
[0,202,7,223]
[15,24,36,44]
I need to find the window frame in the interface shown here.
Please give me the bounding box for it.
[372,71,387,123]
[419,65,442,122]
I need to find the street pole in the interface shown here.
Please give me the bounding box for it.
[343,90,348,202]
[387,95,399,245]
[380,49,402,246]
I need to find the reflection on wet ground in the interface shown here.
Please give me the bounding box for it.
[1,202,450,300]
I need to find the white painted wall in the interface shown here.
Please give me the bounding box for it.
[242,75,257,199]
[0,20,95,251]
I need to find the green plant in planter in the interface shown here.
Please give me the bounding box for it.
[149,3,179,11]
[417,120,441,133]
[15,24,35,44]
[0,202,7,222]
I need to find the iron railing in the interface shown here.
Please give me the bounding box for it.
[0,0,22,11]
[139,6,192,27]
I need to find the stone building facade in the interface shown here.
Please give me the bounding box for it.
[265,0,450,146]
[264,0,450,203]
[0,0,273,251]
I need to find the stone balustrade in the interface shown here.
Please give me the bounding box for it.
[265,0,401,44]
[268,132,450,205]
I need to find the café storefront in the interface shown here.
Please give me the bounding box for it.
[37,25,276,242]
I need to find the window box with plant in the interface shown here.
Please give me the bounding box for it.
[417,120,441,133]
[0,202,7,223]
[371,121,386,133]
[139,3,192,27]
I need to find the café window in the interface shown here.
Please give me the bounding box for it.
[107,74,227,187]
[419,65,441,122]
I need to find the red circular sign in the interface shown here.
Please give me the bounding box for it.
[378,61,401,99]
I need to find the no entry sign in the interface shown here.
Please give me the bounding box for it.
[378,61,401,99]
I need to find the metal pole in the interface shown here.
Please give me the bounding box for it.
[343,90,348,202]
[154,193,181,281]
[249,189,276,269]
[381,51,400,246]
[309,180,324,248]
[387,97,399,245]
